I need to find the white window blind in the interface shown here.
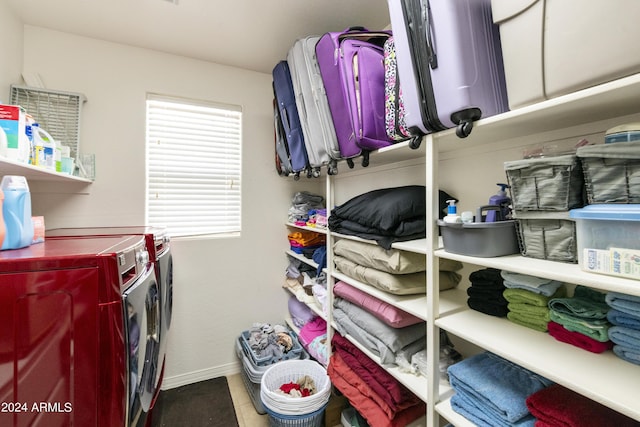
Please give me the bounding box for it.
[146,95,242,237]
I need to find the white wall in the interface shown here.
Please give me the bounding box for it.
[0,1,23,99]
[20,25,323,388]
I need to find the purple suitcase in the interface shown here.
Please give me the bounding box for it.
[388,0,508,143]
[315,28,393,167]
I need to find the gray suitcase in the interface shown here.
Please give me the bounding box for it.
[287,36,341,176]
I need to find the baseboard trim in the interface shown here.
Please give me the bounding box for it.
[161,361,242,390]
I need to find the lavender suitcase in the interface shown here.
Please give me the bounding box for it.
[287,36,340,176]
[315,28,393,168]
[388,0,508,143]
[272,61,310,179]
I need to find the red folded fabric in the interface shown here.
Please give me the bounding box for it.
[526,384,640,427]
[547,321,613,353]
[328,354,425,427]
[331,333,419,408]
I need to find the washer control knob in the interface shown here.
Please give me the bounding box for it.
[136,250,149,265]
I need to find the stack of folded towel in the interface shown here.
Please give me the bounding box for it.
[502,271,567,332]
[547,285,613,353]
[287,230,326,258]
[526,384,640,427]
[466,268,508,317]
[288,191,325,225]
[606,291,640,366]
[447,352,553,427]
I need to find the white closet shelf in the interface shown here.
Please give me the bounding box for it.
[436,310,640,421]
[435,249,640,297]
[434,72,640,151]
[286,222,328,234]
[283,283,326,321]
[0,158,92,183]
[285,250,319,270]
[435,397,475,427]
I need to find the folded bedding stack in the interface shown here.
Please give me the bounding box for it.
[606,291,640,366]
[447,351,554,427]
[547,285,613,353]
[288,191,325,226]
[328,185,454,249]
[328,333,426,427]
[502,271,567,332]
[526,384,640,427]
[288,230,326,258]
[298,316,328,366]
[466,268,508,317]
[333,239,463,296]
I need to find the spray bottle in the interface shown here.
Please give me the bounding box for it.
[486,183,511,222]
[443,199,462,223]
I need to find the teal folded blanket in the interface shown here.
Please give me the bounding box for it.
[549,309,611,342]
[504,286,566,307]
[548,285,609,320]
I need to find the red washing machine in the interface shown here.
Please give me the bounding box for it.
[45,226,173,425]
[0,235,161,427]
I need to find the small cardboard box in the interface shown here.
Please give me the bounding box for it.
[0,104,26,158]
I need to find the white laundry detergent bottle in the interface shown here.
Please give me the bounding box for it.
[1,175,34,250]
[32,123,56,170]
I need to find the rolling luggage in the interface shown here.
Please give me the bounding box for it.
[315,27,393,168]
[287,36,341,176]
[383,36,412,142]
[388,0,508,143]
[272,61,310,179]
[273,99,293,176]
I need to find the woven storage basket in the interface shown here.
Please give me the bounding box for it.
[260,360,331,416]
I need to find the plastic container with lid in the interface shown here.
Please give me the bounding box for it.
[32,123,56,170]
[570,204,640,279]
[1,175,34,250]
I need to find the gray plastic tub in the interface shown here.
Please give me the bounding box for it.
[438,218,520,257]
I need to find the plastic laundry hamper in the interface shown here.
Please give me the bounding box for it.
[260,359,331,427]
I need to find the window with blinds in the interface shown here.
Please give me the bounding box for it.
[146,95,242,237]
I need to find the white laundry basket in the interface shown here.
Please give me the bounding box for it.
[260,359,331,426]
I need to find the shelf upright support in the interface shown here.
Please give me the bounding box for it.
[325,172,335,360]
[425,133,440,426]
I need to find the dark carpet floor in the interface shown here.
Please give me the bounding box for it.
[151,376,239,427]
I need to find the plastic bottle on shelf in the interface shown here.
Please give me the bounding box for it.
[486,183,511,222]
[443,199,462,223]
[31,123,56,170]
[0,127,8,159]
[1,175,34,250]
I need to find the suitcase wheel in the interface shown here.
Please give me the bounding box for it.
[294,172,300,181]
[327,163,338,176]
[409,136,422,150]
[361,152,370,168]
[347,158,355,169]
[456,121,474,138]
[312,168,321,178]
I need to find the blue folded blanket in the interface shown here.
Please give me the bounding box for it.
[608,309,640,329]
[501,270,565,297]
[450,389,535,427]
[606,291,640,319]
[447,352,553,424]
[613,344,640,366]
[608,325,640,349]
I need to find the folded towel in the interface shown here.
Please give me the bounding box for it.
[504,286,566,307]
[548,321,613,353]
[451,389,536,427]
[549,309,611,342]
[608,325,640,349]
[507,304,551,332]
[469,267,503,283]
[606,291,640,319]
[468,297,509,318]
[613,344,640,366]
[548,285,609,320]
[526,383,640,427]
[501,270,565,297]
[467,285,508,301]
[447,352,553,424]
[608,309,640,329]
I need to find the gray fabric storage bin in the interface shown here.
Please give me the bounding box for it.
[515,213,577,263]
[577,141,640,204]
[504,154,585,212]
